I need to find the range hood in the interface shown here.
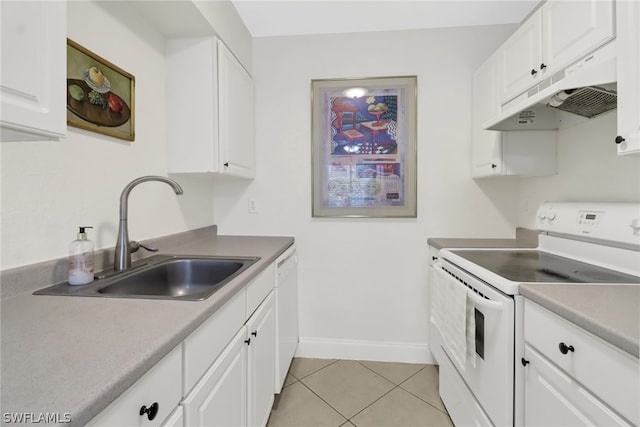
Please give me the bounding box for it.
[484,42,617,131]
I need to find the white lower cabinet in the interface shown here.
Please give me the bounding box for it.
[183,290,276,427]
[247,291,276,427]
[522,300,639,426]
[162,407,184,427]
[87,346,182,427]
[182,328,249,427]
[89,258,281,427]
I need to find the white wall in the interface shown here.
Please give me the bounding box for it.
[213,26,519,363]
[0,1,215,270]
[517,112,640,227]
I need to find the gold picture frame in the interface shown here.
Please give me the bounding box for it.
[66,38,135,141]
[311,76,417,217]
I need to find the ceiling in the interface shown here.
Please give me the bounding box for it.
[231,0,540,38]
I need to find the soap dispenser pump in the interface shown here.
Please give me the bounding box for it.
[68,226,95,285]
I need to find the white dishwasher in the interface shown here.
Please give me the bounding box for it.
[274,245,299,393]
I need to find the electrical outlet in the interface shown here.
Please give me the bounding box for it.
[248,199,258,214]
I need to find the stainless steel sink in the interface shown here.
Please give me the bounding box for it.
[34,255,260,301]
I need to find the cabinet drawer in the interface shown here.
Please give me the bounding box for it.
[247,263,275,317]
[183,289,246,393]
[524,300,639,424]
[88,346,182,427]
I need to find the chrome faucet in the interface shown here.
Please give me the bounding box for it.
[114,176,184,272]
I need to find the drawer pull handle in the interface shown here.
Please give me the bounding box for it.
[251,330,258,337]
[139,402,159,421]
[521,357,530,366]
[559,342,575,354]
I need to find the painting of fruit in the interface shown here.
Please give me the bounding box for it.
[66,38,135,141]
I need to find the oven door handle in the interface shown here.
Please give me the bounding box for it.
[465,285,503,311]
[435,264,504,312]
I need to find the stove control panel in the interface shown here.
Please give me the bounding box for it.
[536,202,640,247]
[577,210,603,227]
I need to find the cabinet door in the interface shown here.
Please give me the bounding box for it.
[183,328,248,427]
[0,1,66,141]
[166,37,219,173]
[472,53,503,177]
[541,0,614,78]
[499,9,542,103]
[523,344,632,427]
[247,291,276,427]
[87,346,182,427]
[218,40,255,178]
[617,0,640,155]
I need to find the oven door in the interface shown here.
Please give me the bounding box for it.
[430,259,515,427]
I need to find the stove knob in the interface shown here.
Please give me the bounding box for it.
[630,219,640,236]
[546,209,556,221]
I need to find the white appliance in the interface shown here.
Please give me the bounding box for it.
[274,245,299,393]
[429,202,640,426]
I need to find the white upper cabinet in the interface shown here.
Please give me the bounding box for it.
[473,52,557,178]
[0,1,66,142]
[541,0,614,77]
[616,0,640,155]
[472,53,504,177]
[218,40,255,178]
[499,10,543,104]
[166,38,254,178]
[499,0,615,104]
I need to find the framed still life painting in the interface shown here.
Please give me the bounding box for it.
[66,38,135,141]
[311,76,417,217]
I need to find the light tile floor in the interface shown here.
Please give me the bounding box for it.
[267,358,454,427]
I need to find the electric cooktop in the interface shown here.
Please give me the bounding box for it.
[450,249,640,284]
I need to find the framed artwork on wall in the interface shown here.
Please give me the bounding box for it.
[66,38,135,141]
[311,76,417,217]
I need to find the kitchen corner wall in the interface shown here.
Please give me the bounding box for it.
[517,111,640,227]
[0,1,215,270]
[212,25,519,363]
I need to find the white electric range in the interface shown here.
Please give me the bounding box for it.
[428,202,640,427]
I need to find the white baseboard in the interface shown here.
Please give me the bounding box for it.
[295,337,437,364]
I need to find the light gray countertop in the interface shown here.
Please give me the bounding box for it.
[519,284,640,358]
[427,227,539,250]
[0,227,294,426]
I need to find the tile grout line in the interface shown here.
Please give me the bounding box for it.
[284,360,452,424]
[291,359,340,381]
[354,361,451,418]
[396,368,452,417]
[296,377,350,425]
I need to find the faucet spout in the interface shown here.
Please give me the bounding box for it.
[114,176,183,272]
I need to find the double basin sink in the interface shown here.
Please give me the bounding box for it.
[34,255,260,301]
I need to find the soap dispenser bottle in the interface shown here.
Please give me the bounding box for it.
[68,226,95,285]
